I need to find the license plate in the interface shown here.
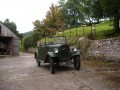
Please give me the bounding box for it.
[60,60,73,65]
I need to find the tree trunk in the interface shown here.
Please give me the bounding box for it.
[113,14,120,33]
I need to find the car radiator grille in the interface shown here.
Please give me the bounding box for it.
[60,45,70,61]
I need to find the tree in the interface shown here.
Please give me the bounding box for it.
[91,0,103,24]
[33,20,46,37]
[23,35,33,52]
[33,4,64,36]
[99,0,120,32]
[44,3,65,35]
[59,0,83,28]
[3,19,19,36]
[79,0,94,25]
[32,32,41,47]
[22,32,40,51]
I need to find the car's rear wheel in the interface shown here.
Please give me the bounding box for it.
[74,56,80,70]
[49,57,55,74]
[36,59,41,67]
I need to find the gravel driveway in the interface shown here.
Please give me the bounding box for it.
[0,53,119,90]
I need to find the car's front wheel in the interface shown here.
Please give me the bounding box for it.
[74,56,80,70]
[49,57,55,74]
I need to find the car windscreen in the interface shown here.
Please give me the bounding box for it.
[45,36,66,44]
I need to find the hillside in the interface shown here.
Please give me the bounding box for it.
[22,31,33,37]
[57,21,120,39]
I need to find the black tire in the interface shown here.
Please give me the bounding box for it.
[36,59,41,67]
[49,57,55,74]
[74,56,80,70]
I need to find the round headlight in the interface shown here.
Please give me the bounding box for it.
[54,48,59,53]
[73,48,77,52]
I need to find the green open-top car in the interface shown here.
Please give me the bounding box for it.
[35,36,81,74]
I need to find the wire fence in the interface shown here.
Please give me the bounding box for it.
[58,24,97,39]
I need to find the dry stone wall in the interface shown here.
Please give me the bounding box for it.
[86,37,120,62]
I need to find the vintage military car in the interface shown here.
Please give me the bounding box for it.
[35,36,81,74]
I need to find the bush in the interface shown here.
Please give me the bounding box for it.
[22,32,41,52]
[23,35,33,51]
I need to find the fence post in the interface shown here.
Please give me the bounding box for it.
[76,27,77,36]
[69,29,71,37]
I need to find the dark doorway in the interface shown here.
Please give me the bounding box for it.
[0,37,12,55]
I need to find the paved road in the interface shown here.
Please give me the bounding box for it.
[0,53,119,90]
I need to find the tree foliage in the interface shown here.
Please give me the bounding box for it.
[33,20,45,36]
[44,3,65,35]
[33,3,65,37]
[22,32,40,51]
[98,0,120,32]
[59,0,83,28]
[3,19,19,36]
[59,0,120,32]
[79,0,93,24]
[23,35,33,51]
[91,0,103,23]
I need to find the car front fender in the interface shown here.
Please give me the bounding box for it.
[48,52,57,57]
[35,50,38,59]
[72,49,80,56]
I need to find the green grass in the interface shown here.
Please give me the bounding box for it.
[57,21,116,39]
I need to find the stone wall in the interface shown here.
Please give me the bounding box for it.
[86,37,120,62]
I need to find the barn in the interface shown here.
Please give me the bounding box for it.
[0,21,19,56]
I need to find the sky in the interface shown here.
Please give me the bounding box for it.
[0,0,59,33]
